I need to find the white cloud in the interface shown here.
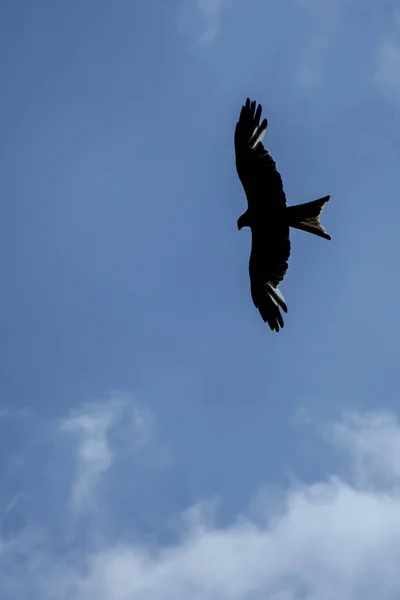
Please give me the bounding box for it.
[375,10,400,102]
[60,396,153,513]
[197,0,226,43]
[0,407,31,420]
[177,0,228,45]
[3,409,400,599]
[132,406,154,447]
[295,0,347,87]
[328,410,400,485]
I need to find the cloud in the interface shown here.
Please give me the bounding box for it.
[60,396,153,513]
[177,0,228,45]
[375,10,400,103]
[295,0,347,87]
[197,0,226,43]
[328,410,400,486]
[131,405,154,447]
[2,408,400,598]
[0,407,31,420]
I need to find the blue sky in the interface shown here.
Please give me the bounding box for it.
[1,0,400,597]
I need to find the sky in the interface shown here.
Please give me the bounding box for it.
[1,0,400,598]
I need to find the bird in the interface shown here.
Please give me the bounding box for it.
[235,97,331,331]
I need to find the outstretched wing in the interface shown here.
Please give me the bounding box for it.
[249,226,290,331]
[234,98,287,210]
[234,98,291,331]
[250,277,288,332]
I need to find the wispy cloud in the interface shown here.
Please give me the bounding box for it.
[2,409,400,598]
[375,10,400,103]
[328,410,400,485]
[177,0,228,46]
[197,0,226,44]
[60,395,153,513]
[0,407,31,420]
[132,405,154,447]
[295,0,347,87]
[61,401,119,513]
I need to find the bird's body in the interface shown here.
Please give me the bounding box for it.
[235,98,331,331]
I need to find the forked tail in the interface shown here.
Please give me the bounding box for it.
[286,196,331,240]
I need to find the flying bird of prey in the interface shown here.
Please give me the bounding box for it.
[235,98,331,331]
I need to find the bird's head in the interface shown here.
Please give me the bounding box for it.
[237,210,250,230]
